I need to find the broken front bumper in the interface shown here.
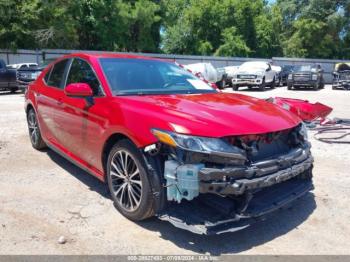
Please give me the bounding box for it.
[199,146,313,195]
[158,146,314,235]
[159,176,313,235]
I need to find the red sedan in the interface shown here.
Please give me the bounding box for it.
[25,53,313,235]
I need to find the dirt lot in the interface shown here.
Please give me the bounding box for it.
[0,85,349,255]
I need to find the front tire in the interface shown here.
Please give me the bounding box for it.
[270,78,276,89]
[106,139,155,221]
[259,78,266,91]
[27,109,46,150]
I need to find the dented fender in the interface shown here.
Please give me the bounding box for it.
[267,97,333,122]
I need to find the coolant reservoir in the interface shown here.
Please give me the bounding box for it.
[164,160,204,203]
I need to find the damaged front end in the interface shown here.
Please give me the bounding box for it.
[142,124,313,235]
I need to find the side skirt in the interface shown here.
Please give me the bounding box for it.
[46,142,105,182]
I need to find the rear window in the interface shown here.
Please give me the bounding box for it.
[47,60,69,88]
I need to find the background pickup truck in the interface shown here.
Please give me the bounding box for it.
[0,59,18,93]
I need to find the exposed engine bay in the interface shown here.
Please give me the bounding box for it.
[142,123,313,235]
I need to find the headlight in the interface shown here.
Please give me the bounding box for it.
[151,129,246,159]
[311,74,318,80]
[288,74,293,80]
[298,123,308,140]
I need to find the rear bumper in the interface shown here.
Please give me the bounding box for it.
[17,80,32,90]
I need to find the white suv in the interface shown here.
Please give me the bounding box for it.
[232,61,278,91]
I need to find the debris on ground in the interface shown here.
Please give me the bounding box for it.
[57,236,67,245]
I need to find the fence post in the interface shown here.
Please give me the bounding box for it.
[6,50,9,64]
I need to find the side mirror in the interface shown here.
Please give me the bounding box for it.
[266,67,271,72]
[65,83,93,97]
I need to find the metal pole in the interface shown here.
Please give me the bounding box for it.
[6,50,9,64]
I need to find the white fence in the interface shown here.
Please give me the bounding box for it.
[1,49,348,84]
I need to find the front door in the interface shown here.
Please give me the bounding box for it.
[53,58,107,170]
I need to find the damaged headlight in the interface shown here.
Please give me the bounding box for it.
[151,129,246,159]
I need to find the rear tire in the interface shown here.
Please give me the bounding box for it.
[232,85,238,91]
[287,84,293,90]
[27,109,47,150]
[217,79,225,90]
[106,139,155,221]
[10,87,18,93]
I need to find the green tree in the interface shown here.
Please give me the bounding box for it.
[0,0,40,49]
[214,27,250,57]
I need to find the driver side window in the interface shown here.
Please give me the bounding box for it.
[66,58,103,96]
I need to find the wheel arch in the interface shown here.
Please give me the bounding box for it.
[25,102,35,115]
[101,132,136,179]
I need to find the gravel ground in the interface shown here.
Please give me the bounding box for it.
[0,85,349,255]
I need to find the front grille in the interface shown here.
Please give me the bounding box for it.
[294,74,310,81]
[238,74,257,79]
[226,127,298,162]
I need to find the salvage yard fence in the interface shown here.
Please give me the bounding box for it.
[1,49,348,84]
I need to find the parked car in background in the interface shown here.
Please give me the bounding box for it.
[216,67,228,89]
[287,64,325,90]
[184,63,226,89]
[332,63,350,90]
[0,59,18,93]
[271,65,282,86]
[280,65,295,86]
[25,53,314,235]
[17,59,55,90]
[7,63,38,70]
[231,61,278,91]
[223,65,239,87]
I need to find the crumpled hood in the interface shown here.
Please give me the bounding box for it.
[117,93,301,138]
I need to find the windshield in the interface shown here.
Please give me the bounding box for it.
[100,58,216,95]
[282,65,294,72]
[295,65,313,72]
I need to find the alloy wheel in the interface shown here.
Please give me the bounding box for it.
[109,150,142,212]
[27,111,39,145]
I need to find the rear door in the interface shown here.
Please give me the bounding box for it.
[36,59,70,143]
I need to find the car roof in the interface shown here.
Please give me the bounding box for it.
[60,52,168,62]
